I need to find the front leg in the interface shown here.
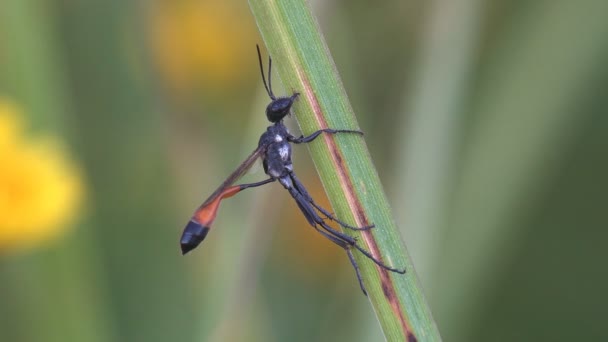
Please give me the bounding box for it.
[287,128,363,144]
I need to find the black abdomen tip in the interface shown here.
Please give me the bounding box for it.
[180,221,210,255]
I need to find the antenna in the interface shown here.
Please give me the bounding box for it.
[267,55,273,99]
[256,45,275,100]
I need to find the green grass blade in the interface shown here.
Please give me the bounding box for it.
[248,1,441,341]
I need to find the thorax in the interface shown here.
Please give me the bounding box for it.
[259,123,293,178]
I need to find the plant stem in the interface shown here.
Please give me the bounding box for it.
[248,0,441,341]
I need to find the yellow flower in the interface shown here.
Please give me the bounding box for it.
[0,99,83,253]
[149,0,257,93]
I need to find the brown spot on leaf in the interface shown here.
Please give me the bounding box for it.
[382,281,392,299]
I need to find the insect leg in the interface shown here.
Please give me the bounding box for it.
[281,174,405,274]
[288,187,358,244]
[346,249,366,295]
[316,219,405,274]
[239,177,276,190]
[309,223,368,295]
[299,201,399,294]
[287,183,405,274]
[309,201,374,230]
[288,128,363,144]
[289,173,373,231]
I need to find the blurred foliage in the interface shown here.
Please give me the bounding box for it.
[0,0,607,341]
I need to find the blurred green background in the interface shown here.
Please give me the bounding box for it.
[1,0,607,341]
